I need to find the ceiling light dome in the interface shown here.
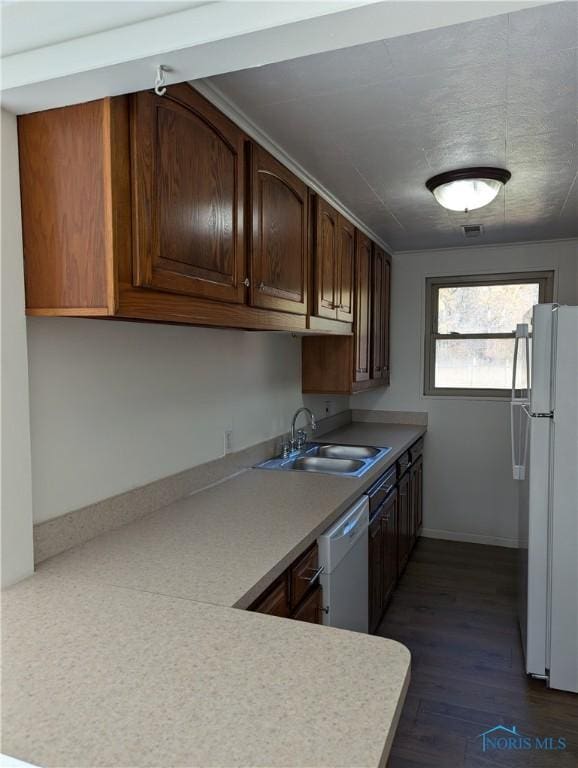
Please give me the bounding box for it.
[426,167,511,213]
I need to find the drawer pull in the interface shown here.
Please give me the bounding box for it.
[299,565,324,585]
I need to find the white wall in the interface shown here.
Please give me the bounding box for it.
[354,239,578,547]
[28,320,348,524]
[1,109,34,585]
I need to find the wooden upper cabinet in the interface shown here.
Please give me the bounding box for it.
[371,245,392,381]
[302,230,392,395]
[130,85,246,303]
[312,197,355,325]
[383,255,392,383]
[336,215,355,323]
[18,99,117,315]
[354,231,372,383]
[314,196,339,319]
[249,144,309,315]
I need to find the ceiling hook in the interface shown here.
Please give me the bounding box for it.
[154,65,169,97]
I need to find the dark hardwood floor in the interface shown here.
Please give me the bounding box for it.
[378,538,578,767]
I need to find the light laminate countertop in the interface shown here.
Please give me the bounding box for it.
[2,422,424,768]
[2,571,410,768]
[39,423,425,609]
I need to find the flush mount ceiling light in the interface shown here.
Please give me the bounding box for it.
[426,167,511,213]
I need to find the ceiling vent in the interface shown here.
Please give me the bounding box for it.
[462,224,484,238]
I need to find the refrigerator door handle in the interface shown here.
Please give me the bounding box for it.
[511,335,519,399]
[511,401,529,481]
[512,324,530,401]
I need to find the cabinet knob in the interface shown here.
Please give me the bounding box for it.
[258,281,265,291]
[243,278,250,287]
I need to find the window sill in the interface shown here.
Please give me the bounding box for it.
[421,393,511,403]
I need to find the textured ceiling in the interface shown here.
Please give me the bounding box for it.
[209,2,578,251]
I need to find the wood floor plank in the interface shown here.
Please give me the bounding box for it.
[382,538,578,768]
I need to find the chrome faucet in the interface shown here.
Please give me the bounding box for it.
[290,407,318,451]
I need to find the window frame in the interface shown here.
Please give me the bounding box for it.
[424,271,555,398]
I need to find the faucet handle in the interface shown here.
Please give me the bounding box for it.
[281,439,292,458]
[295,429,308,449]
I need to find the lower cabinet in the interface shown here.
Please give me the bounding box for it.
[292,584,322,623]
[382,492,398,607]
[397,471,411,577]
[368,436,425,633]
[410,454,423,543]
[369,489,398,634]
[250,543,323,624]
[252,577,290,618]
[368,511,384,633]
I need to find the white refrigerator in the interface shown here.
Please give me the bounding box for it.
[511,303,578,693]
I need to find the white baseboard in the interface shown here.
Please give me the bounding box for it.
[421,528,520,549]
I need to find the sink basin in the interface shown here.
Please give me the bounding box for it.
[312,444,381,460]
[290,456,365,474]
[255,442,392,477]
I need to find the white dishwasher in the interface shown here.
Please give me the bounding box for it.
[318,495,369,633]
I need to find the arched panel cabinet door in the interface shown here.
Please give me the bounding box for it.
[249,144,309,315]
[336,214,355,324]
[130,84,246,304]
[314,195,338,320]
[354,230,372,383]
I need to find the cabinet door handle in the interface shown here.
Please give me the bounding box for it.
[299,566,324,585]
[243,277,250,287]
[257,281,265,291]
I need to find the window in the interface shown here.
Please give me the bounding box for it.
[424,271,554,397]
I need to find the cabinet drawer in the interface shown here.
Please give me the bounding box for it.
[292,584,322,624]
[410,438,424,463]
[397,451,411,478]
[251,576,289,618]
[367,465,397,514]
[289,544,320,609]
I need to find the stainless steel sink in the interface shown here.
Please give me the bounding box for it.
[312,444,380,460]
[255,442,391,477]
[290,456,365,474]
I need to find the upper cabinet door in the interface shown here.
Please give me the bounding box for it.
[371,245,385,379]
[249,144,309,315]
[131,85,246,303]
[313,196,338,320]
[383,254,392,383]
[371,245,392,381]
[354,231,372,383]
[336,214,355,323]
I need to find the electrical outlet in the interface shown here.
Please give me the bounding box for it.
[224,429,233,455]
[324,400,333,416]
